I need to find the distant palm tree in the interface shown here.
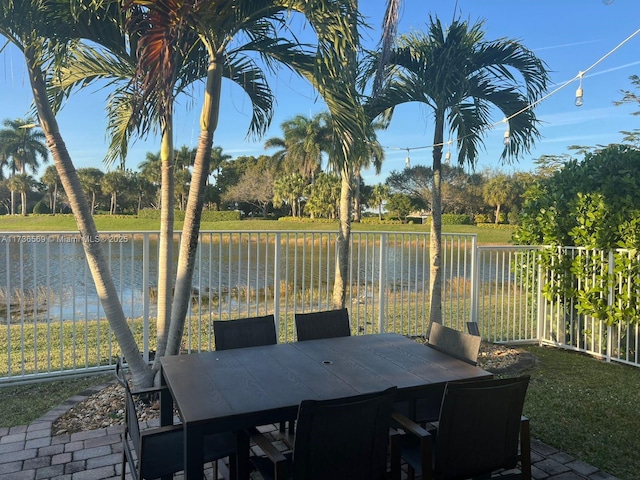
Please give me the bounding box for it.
[8,173,35,215]
[0,118,48,214]
[368,16,549,324]
[265,113,332,182]
[41,164,60,214]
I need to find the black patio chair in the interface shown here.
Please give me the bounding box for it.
[114,358,236,480]
[213,314,291,433]
[250,386,399,480]
[213,314,277,350]
[294,307,351,341]
[466,321,481,336]
[391,376,531,480]
[397,322,483,424]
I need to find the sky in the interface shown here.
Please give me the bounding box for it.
[1,0,639,186]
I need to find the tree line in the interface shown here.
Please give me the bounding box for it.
[1,113,540,225]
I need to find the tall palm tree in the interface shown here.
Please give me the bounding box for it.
[0,118,48,214]
[0,0,154,387]
[368,16,549,325]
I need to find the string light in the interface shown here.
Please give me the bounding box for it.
[379,26,640,158]
[445,139,452,164]
[405,148,411,168]
[575,72,584,107]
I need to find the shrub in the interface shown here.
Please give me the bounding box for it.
[441,214,473,225]
[32,200,51,214]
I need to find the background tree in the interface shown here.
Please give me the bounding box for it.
[483,173,514,224]
[77,168,105,215]
[386,193,415,223]
[101,169,129,215]
[615,74,640,114]
[8,173,35,215]
[41,164,60,214]
[223,166,275,218]
[0,119,48,214]
[369,183,390,220]
[385,165,431,212]
[368,16,548,324]
[264,113,332,182]
[273,173,307,217]
[305,172,341,219]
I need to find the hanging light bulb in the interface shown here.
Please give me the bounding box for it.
[445,151,451,164]
[405,149,411,168]
[575,72,584,107]
[503,129,510,146]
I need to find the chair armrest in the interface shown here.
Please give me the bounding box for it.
[249,429,288,480]
[130,384,168,396]
[392,411,432,438]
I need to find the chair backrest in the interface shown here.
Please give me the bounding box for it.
[428,322,481,365]
[434,376,530,479]
[114,359,142,463]
[294,308,351,341]
[214,314,277,350]
[291,387,397,480]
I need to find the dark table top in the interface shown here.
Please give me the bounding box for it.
[160,333,492,433]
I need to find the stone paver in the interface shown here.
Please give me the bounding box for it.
[0,385,622,480]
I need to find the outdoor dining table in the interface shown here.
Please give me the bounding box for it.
[159,332,492,480]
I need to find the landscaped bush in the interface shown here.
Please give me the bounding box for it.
[441,213,474,225]
[32,200,51,214]
[138,209,241,222]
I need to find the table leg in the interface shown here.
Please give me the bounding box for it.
[236,429,251,480]
[159,378,173,427]
[184,423,205,480]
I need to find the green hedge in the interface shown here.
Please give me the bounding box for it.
[441,214,474,225]
[138,209,241,221]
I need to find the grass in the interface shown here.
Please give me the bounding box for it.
[520,345,640,480]
[0,373,112,427]
[0,214,516,245]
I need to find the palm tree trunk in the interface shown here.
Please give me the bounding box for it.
[332,164,352,308]
[353,169,362,222]
[25,50,153,388]
[429,110,445,326]
[21,191,27,216]
[165,59,221,358]
[152,118,176,366]
[52,184,57,214]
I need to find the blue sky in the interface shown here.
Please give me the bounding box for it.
[1,0,639,186]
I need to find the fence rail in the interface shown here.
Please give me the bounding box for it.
[1,230,638,384]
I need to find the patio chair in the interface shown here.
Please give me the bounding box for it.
[213,314,277,350]
[391,376,531,480]
[213,314,291,433]
[397,322,482,424]
[466,321,481,336]
[294,307,351,341]
[249,386,399,480]
[114,358,236,480]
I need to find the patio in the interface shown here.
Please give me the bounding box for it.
[0,381,620,480]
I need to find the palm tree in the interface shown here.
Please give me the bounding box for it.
[264,113,332,182]
[368,16,549,325]
[0,0,153,387]
[8,173,35,215]
[40,164,60,214]
[0,118,48,214]
[370,183,390,221]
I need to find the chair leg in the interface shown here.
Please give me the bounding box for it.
[120,448,126,480]
[520,418,532,480]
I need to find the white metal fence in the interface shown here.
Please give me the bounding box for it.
[1,230,638,384]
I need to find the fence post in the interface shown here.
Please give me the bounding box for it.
[142,233,150,363]
[377,233,387,333]
[606,250,615,363]
[536,250,545,345]
[469,236,478,326]
[273,232,282,341]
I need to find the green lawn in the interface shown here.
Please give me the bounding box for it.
[0,214,515,244]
